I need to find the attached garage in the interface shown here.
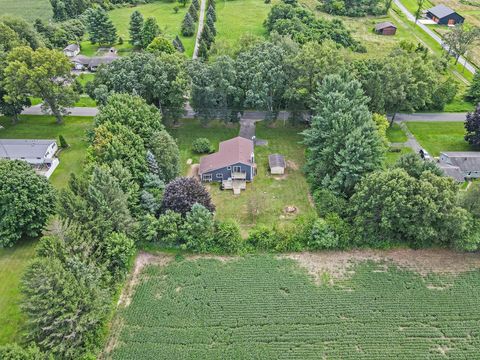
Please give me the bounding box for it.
[269,154,286,175]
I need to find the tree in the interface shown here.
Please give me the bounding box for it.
[192,0,200,11]
[207,4,216,22]
[181,12,195,36]
[103,232,135,281]
[173,35,185,52]
[182,203,215,251]
[149,130,180,183]
[141,17,160,49]
[302,75,385,197]
[84,8,117,46]
[91,52,189,122]
[178,0,188,7]
[206,14,216,36]
[465,104,480,147]
[350,168,469,248]
[394,152,443,178]
[147,36,176,55]
[4,47,78,124]
[466,72,480,104]
[192,138,212,153]
[443,25,480,65]
[0,343,45,360]
[0,160,55,247]
[129,10,144,48]
[0,16,43,49]
[162,177,215,216]
[0,22,21,51]
[188,3,199,22]
[214,220,243,253]
[414,0,425,25]
[198,38,209,60]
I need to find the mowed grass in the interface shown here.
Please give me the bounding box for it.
[108,255,480,359]
[406,121,474,156]
[0,115,93,188]
[108,1,196,57]
[0,0,52,21]
[387,123,408,143]
[0,240,36,345]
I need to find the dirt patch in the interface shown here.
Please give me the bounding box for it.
[286,160,299,171]
[281,249,480,284]
[186,164,199,178]
[273,174,288,180]
[283,205,298,214]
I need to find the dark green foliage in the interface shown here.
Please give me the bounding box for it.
[206,14,216,36]
[213,220,244,254]
[0,160,55,247]
[188,3,199,22]
[467,72,480,104]
[191,0,199,11]
[58,134,69,148]
[0,343,46,360]
[200,23,214,48]
[207,4,216,22]
[0,16,43,49]
[149,130,180,183]
[50,0,90,21]
[141,17,160,49]
[247,225,278,251]
[129,10,144,48]
[84,8,117,45]
[192,137,212,153]
[465,105,480,147]
[173,35,185,52]
[208,0,215,9]
[312,188,348,217]
[321,0,387,16]
[34,18,85,48]
[155,210,183,245]
[103,232,135,281]
[161,177,215,216]
[198,38,209,60]
[394,153,443,178]
[181,12,195,36]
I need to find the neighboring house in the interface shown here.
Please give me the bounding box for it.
[269,154,286,175]
[199,137,256,194]
[438,152,480,182]
[0,139,59,178]
[70,48,119,72]
[426,5,464,25]
[71,55,91,70]
[63,44,80,57]
[374,22,397,35]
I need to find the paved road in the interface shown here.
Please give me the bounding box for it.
[392,112,466,122]
[192,0,207,59]
[393,0,476,75]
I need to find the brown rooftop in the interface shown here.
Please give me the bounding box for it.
[199,137,254,174]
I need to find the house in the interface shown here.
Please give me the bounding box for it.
[199,137,256,194]
[0,139,59,178]
[426,5,464,25]
[71,55,91,71]
[69,49,119,72]
[63,44,80,57]
[374,22,397,35]
[269,154,286,175]
[87,55,118,72]
[438,152,480,182]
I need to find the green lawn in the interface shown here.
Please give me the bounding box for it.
[108,254,480,359]
[76,96,97,107]
[76,73,96,87]
[108,0,196,57]
[0,240,37,345]
[387,123,408,143]
[385,146,413,165]
[406,121,474,156]
[0,0,52,21]
[0,115,93,188]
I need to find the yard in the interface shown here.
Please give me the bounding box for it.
[0,115,93,188]
[106,251,480,359]
[406,121,474,156]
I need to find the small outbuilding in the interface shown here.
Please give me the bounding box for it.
[63,44,80,57]
[374,22,397,35]
[269,154,286,175]
[426,5,464,25]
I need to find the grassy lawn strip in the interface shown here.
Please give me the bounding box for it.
[406,121,473,156]
[387,123,408,143]
[108,255,480,359]
[0,115,93,188]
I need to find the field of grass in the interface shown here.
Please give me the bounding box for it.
[0,0,52,21]
[387,123,408,143]
[406,121,474,156]
[0,240,36,345]
[0,115,93,188]
[107,254,480,359]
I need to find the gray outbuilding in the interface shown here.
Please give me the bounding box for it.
[269,154,286,175]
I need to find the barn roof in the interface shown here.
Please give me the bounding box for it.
[0,139,56,159]
[375,21,397,30]
[199,137,254,174]
[427,4,456,18]
[268,154,285,168]
[441,152,480,172]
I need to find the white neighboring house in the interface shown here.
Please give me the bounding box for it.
[438,152,480,182]
[0,139,60,179]
[63,44,80,57]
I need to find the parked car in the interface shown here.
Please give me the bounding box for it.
[419,149,432,161]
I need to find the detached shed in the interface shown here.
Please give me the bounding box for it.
[426,5,464,25]
[269,154,286,175]
[374,22,397,35]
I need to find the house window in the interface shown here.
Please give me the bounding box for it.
[216,174,223,179]
[227,166,231,170]
[233,166,241,173]
[203,174,212,182]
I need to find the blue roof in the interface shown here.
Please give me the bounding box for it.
[427,4,456,18]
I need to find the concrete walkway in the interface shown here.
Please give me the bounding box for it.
[393,0,476,75]
[192,0,207,59]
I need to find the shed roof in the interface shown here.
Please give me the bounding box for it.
[64,44,79,52]
[375,21,397,30]
[441,152,480,172]
[427,4,455,18]
[268,154,286,168]
[438,163,465,182]
[199,137,254,174]
[0,139,56,159]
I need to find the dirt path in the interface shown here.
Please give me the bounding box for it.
[192,0,207,59]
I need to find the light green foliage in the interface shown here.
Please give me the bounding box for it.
[148,131,180,183]
[141,17,160,49]
[394,152,443,178]
[104,232,135,281]
[213,220,243,254]
[191,138,213,153]
[0,161,55,247]
[4,47,78,124]
[321,0,388,16]
[303,75,385,197]
[155,210,183,246]
[0,343,45,359]
[129,10,144,48]
[147,36,176,55]
[247,225,277,251]
[182,204,215,252]
[0,16,43,49]
[109,256,480,359]
[305,218,340,250]
[372,113,389,146]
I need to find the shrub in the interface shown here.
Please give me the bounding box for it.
[104,232,135,281]
[162,177,215,216]
[306,218,340,250]
[156,210,183,246]
[312,188,348,217]
[247,225,278,251]
[182,204,215,252]
[214,220,244,253]
[192,137,212,153]
[0,343,45,360]
[58,134,69,148]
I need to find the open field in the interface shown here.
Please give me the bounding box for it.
[0,115,93,188]
[0,240,36,345]
[406,121,475,156]
[106,251,480,359]
[0,0,52,21]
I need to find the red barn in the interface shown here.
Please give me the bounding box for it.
[374,22,397,35]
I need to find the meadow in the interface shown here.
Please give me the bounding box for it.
[0,0,52,21]
[107,254,480,359]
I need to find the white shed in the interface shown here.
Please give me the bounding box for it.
[269,154,286,175]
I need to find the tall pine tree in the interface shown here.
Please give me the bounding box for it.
[181,12,195,36]
[129,11,144,48]
[84,8,117,45]
[207,4,216,22]
[173,35,185,52]
[141,17,160,49]
[465,104,480,147]
[206,14,216,36]
[188,3,199,22]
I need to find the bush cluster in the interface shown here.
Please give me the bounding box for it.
[192,137,213,153]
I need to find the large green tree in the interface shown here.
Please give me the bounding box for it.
[0,16,43,49]
[302,75,385,197]
[181,12,195,36]
[141,17,160,49]
[129,10,144,48]
[0,160,55,247]
[464,104,480,147]
[84,7,117,46]
[4,47,78,124]
[148,130,180,183]
[147,36,176,55]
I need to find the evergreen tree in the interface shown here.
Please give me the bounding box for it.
[192,0,200,11]
[181,12,195,36]
[141,17,160,49]
[84,8,117,45]
[188,3,198,22]
[198,38,209,60]
[129,10,144,48]
[208,0,216,9]
[206,14,216,36]
[467,72,480,104]
[200,23,214,49]
[465,104,480,147]
[173,35,185,52]
[207,4,216,22]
